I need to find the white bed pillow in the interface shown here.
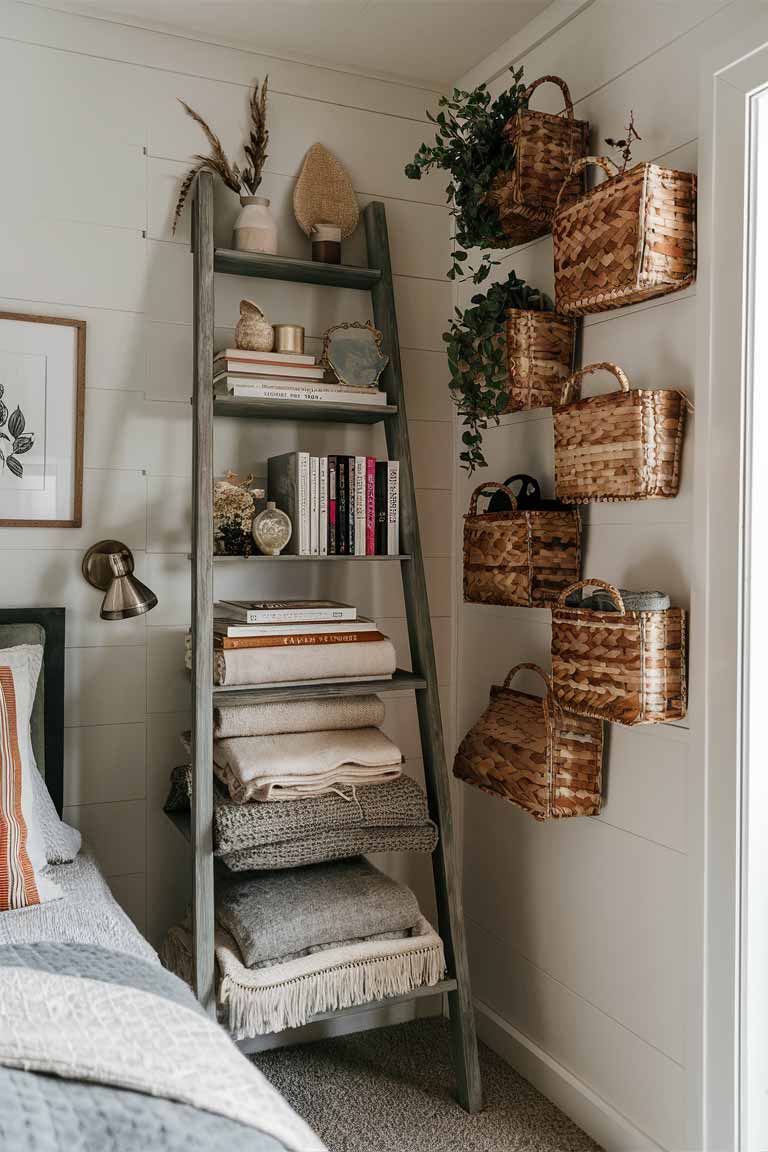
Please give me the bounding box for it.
[0,644,61,908]
[31,765,81,864]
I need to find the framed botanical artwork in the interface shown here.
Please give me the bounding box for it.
[0,312,85,527]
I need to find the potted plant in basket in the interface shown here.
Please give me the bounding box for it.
[447,270,575,473]
[172,76,274,253]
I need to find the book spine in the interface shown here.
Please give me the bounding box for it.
[387,460,400,556]
[354,455,366,556]
[214,364,325,380]
[375,461,388,555]
[218,385,383,405]
[327,456,337,555]
[309,457,319,555]
[318,457,328,556]
[299,452,311,556]
[365,457,376,556]
[218,630,387,650]
[241,607,357,624]
[337,457,348,555]
[347,456,356,556]
[266,452,300,555]
[220,349,316,366]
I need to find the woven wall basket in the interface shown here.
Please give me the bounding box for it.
[485,76,589,248]
[505,308,576,411]
[551,579,687,725]
[552,156,696,315]
[553,362,690,503]
[453,663,603,820]
[463,482,581,607]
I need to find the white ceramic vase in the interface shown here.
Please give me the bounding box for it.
[233,195,278,254]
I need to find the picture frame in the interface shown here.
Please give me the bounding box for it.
[321,321,389,389]
[0,311,86,528]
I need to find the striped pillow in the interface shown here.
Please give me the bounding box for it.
[0,645,60,910]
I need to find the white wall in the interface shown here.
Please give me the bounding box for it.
[0,2,456,951]
[453,2,765,1148]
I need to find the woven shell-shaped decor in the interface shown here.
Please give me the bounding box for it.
[505,308,575,411]
[293,144,360,239]
[551,579,687,725]
[463,481,581,608]
[453,663,603,820]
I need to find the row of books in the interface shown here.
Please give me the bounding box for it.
[213,599,379,648]
[214,347,387,408]
[267,451,399,557]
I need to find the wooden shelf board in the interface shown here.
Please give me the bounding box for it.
[214,248,381,290]
[214,395,396,424]
[211,669,427,707]
[208,553,409,562]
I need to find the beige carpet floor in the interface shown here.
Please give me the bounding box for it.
[254,1018,602,1152]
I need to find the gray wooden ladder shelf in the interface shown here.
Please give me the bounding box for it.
[181,170,482,1113]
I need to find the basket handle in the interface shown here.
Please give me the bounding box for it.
[468,482,518,515]
[503,662,552,695]
[523,75,574,118]
[560,361,631,405]
[556,578,626,613]
[554,154,619,211]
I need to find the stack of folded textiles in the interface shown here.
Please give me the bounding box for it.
[185,598,397,687]
[161,858,445,1036]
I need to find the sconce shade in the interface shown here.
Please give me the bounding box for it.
[82,540,158,620]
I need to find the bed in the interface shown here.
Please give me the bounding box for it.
[0,607,324,1152]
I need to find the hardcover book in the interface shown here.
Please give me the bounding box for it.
[328,456,337,555]
[354,455,366,556]
[375,461,388,555]
[266,452,310,555]
[214,599,357,624]
[215,629,387,650]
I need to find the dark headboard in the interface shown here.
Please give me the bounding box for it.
[0,608,65,815]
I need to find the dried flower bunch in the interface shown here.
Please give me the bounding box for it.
[604,111,641,174]
[173,76,270,232]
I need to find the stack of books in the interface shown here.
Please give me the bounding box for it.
[214,348,387,408]
[267,451,400,557]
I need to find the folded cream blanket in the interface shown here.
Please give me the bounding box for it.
[162,915,445,1037]
[182,727,403,802]
[217,858,421,968]
[214,694,386,739]
[185,638,397,687]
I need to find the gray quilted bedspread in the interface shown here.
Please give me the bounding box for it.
[0,943,291,1152]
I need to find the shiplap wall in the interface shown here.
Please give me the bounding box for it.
[0,2,454,950]
[454,2,763,1148]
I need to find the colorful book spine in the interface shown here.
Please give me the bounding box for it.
[337,457,348,555]
[387,460,400,556]
[347,456,356,556]
[216,630,387,650]
[319,457,328,556]
[375,461,388,556]
[354,455,366,556]
[366,457,376,556]
[299,453,311,555]
[328,456,337,555]
[310,456,319,556]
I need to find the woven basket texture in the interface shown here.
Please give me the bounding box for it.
[485,76,589,247]
[293,144,359,238]
[551,580,687,725]
[463,482,581,607]
[553,362,689,502]
[505,308,575,411]
[453,663,603,820]
[552,157,696,316]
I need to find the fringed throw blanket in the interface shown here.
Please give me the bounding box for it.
[0,942,324,1151]
[162,916,445,1038]
[165,766,439,871]
[217,858,421,968]
[214,694,386,739]
[183,727,403,802]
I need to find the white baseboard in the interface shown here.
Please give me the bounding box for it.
[475,999,664,1152]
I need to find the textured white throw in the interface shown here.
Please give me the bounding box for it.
[210,639,397,686]
[213,694,386,739]
[0,966,325,1151]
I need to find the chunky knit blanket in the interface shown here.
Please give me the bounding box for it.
[165,766,438,871]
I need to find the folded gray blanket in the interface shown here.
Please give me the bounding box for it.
[165,766,439,871]
[564,588,671,612]
[217,858,421,968]
[214,695,386,739]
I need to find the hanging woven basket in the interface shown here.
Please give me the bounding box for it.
[552,156,696,315]
[485,76,589,248]
[505,308,576,411]
[453,662,603,820]
[463,481,581,607]
[553,362,691,503]
[551,579,687,726]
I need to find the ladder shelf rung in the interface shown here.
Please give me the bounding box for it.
[210,670,426,707]
[214,247,381,290]
[206,553,410,562]
[214,395,396,424]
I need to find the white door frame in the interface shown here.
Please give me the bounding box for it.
[695,19,768,1151]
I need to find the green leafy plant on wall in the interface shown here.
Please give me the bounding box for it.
[405,67,527,284]
[446,270,553,473]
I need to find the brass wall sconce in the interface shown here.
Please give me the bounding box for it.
[82,540,158,620]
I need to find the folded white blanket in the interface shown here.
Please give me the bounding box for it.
[213,694,386,739]
[187,638,397,687]
[187,727,403,802]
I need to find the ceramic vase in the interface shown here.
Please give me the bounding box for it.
[233,195,278,254]
[235,300,274,351]
[252,501,292,556]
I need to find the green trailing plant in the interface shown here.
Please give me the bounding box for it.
[405,67,527,284]
[172,76,269,232]
[445,270,553,473]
